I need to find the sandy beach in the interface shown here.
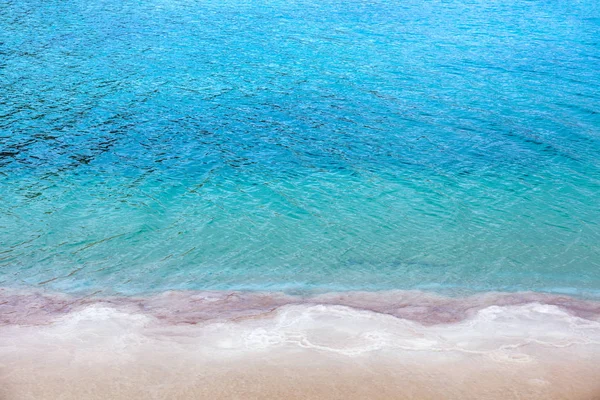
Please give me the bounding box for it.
[2,290,600,399]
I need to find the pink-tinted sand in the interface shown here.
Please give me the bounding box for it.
[1,289,600,399]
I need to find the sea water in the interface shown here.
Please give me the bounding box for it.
[1,0,599,296]
[1,0,600,397]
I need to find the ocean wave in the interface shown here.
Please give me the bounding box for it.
[2,289,600,399]
[3,287,600,326]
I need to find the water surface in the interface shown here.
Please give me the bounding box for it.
[1,0,600,295]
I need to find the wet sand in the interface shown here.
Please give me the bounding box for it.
[1,289,600,399]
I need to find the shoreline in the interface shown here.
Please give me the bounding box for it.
[2,287,600,326]
[2,288,600,399]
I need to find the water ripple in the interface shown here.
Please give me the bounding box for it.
[1,0,599,294]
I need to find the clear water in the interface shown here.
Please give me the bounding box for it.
[1,0,599,295]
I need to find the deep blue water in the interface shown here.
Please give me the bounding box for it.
[1,0,599,295]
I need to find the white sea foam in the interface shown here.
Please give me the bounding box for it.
[2,290,600,399]
[3,300,600,358]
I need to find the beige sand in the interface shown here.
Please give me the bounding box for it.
[1,298,600,399]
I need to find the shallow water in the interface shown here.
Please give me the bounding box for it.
[2,289,600,400]
[1,0,600,396]
[1,0,600,295]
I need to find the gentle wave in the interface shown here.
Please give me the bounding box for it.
[3,287,600,326]
[2,289,600,399]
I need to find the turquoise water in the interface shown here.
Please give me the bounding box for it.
[1,0,599,296]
